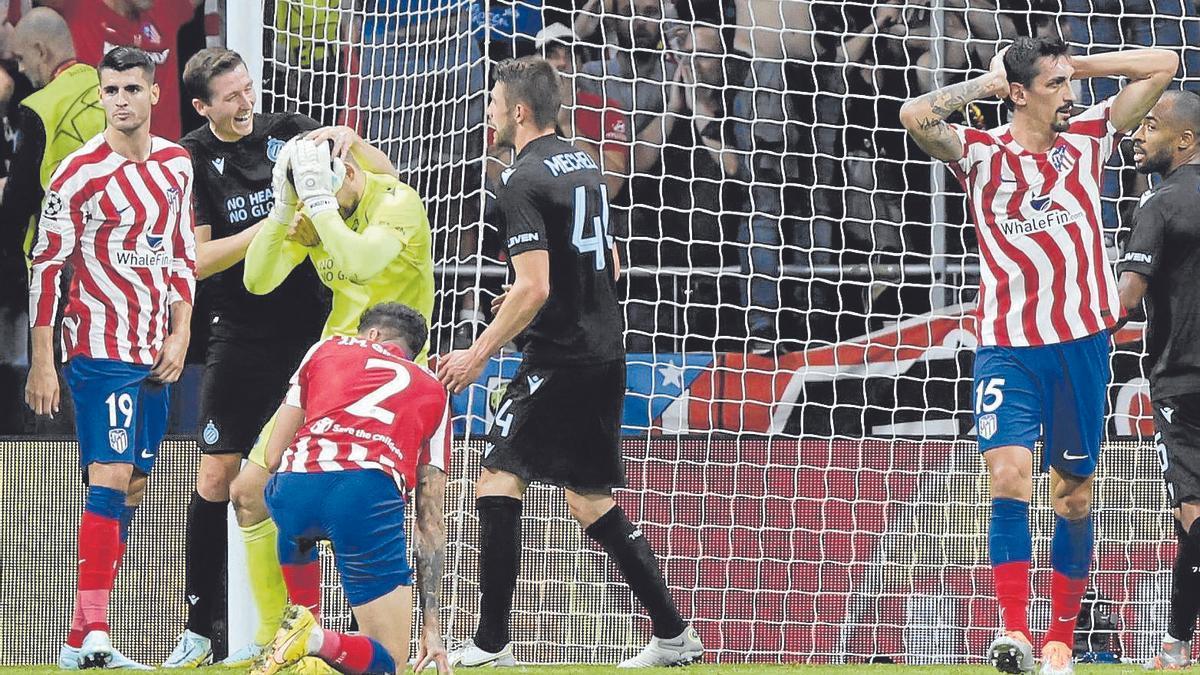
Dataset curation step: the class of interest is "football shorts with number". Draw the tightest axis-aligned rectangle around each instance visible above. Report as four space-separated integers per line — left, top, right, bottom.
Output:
64 356 170 475
972 330 1110 476
1152 392 1200 507
482 360 626 493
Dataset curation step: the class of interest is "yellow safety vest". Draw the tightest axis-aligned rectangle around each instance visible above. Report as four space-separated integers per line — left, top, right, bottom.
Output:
19 62 106 258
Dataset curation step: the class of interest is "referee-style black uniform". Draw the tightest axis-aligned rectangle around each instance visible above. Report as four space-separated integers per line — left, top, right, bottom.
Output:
483 134 626 492
1119 163 1200 506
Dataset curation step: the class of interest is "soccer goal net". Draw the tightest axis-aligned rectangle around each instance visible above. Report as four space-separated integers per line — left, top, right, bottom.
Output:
256 0 1194 665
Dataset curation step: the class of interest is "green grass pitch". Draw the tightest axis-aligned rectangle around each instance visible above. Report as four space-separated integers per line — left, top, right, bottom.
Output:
0 665 1162 674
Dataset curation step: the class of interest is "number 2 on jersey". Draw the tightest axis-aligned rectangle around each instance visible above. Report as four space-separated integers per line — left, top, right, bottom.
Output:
571 183 613 271
345 358 412 424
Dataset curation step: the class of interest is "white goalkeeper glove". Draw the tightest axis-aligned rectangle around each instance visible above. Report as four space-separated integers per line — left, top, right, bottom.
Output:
292 139 340 216
268 139 299 226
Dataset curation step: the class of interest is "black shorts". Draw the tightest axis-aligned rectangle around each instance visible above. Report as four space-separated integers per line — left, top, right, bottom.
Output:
482 360 626 493
198 336 311 455
1153 392 1200 507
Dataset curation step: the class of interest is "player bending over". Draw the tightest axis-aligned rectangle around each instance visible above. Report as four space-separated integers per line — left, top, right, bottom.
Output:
251 302 451 675
26 46 196 670
1116 90 1200 670
900 37 1176 675
438 56 702 668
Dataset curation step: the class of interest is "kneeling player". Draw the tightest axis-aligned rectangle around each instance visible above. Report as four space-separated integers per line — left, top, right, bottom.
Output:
251 303 451 675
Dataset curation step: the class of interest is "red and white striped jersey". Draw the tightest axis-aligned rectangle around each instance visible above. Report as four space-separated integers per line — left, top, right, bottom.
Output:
29 133 196 365
279 335 451 495
947 99 1123 347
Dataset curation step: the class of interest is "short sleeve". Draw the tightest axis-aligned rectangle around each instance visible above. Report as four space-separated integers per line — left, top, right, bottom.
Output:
498 170 548 256
284 339 325 408
181 141 217 227
1118 197 1167 279
1067 98 1123 161
944 122 991 176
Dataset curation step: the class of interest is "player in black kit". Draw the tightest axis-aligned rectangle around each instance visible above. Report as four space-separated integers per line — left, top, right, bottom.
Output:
437 56 703 668
1120 89 1200 671
166 47 398 667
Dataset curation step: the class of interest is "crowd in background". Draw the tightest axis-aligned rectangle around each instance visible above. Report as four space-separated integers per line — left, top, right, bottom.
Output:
2 0 1200 433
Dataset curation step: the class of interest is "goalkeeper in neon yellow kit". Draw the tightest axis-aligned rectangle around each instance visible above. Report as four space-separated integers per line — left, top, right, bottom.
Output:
226 137 435 660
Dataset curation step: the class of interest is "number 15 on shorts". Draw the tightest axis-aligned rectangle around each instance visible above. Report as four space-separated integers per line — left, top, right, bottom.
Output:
975 378 1004 440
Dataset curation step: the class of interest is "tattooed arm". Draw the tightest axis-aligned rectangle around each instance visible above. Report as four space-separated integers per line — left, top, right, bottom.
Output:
900 48 1010 162
413 463 452 673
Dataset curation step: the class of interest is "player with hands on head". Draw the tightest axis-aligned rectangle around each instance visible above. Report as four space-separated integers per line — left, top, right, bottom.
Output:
901 37 1177 675
249 302 452 675
27 45 196 671
243 134 434 348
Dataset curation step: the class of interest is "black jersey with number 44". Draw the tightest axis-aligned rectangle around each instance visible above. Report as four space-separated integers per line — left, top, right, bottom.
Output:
498 134 624 365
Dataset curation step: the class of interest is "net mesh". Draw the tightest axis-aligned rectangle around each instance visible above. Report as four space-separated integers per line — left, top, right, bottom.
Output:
256 0 1195 665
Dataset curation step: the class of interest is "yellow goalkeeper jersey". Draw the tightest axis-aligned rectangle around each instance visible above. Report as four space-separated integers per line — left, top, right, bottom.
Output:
244 171 434 363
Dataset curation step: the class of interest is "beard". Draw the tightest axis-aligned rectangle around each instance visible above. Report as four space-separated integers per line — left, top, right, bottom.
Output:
493 120 515 148
1051 118 1070 133
1136 148 1172 175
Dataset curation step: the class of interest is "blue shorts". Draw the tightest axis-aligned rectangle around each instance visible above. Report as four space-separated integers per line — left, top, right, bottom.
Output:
265 470 412 606
64 356 170 475
973 330 1110 476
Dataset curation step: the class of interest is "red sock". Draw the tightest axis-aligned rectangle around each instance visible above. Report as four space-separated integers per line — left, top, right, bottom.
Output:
282 561 322 620
1044 571 1088 647
66 594 85 648
77 510 121 635
317 629 374 673
993 561 1031 640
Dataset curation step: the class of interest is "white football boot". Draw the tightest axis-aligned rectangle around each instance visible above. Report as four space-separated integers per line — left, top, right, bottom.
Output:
618 625 704 668
988 631 1035 673
1039 640 1075 675
65 633 151 670
447 639 517 667
162 629 212 668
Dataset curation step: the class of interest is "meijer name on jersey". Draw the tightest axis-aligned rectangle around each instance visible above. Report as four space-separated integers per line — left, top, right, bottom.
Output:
542 150 599 177
997 208 1084 237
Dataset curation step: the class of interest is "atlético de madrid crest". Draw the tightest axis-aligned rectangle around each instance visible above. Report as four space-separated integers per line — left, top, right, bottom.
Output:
267 137 284 163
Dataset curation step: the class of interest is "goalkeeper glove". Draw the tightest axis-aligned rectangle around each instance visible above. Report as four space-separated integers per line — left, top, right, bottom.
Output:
292 139 342 217
268 139 299 226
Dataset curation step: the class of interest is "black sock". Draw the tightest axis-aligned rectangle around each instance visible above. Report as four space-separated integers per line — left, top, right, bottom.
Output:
585 506 686 639
1169 518 1200 641
474 496 522 653
184 491 229 639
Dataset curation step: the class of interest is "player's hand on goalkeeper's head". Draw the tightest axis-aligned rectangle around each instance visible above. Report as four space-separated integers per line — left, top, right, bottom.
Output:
292 138 340 216
304 125 360 161
268 138 300 225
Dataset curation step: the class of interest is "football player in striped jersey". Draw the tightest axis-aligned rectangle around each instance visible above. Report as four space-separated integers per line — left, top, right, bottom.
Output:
901 37 1177 675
